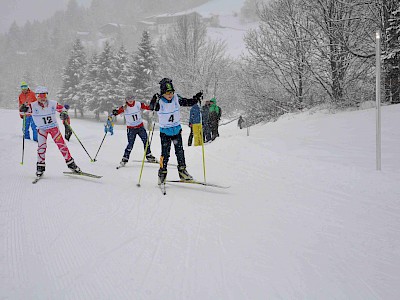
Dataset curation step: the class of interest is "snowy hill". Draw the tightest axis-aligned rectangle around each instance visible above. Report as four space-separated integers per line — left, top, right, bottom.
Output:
1 105 400 299
158 0 258 58
191 0 258 57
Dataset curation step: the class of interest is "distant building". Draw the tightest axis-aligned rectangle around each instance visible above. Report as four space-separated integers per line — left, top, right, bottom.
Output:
138 11 219 36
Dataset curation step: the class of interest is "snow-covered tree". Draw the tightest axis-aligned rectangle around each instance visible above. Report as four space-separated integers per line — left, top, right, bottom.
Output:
158 14 226 97
132 30 159 101
114 44 132 101
90 42 117 119
58 38 87 115
244 0 312 109
79 52 99 118
383 3 400 103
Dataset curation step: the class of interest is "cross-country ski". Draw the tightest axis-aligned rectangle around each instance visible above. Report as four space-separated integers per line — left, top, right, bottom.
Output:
63 171 102 179
165 179 229 189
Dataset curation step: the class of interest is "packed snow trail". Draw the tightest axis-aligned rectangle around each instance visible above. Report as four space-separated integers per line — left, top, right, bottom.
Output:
1 106 400 299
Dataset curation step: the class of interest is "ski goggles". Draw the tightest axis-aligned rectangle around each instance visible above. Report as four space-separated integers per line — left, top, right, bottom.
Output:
37 93 48 99
164 91 174 95
21 85 28 90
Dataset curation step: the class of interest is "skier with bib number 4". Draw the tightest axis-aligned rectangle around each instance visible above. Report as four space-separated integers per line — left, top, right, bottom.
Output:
112 90 157 167
19 86 81 178
150 78 202 185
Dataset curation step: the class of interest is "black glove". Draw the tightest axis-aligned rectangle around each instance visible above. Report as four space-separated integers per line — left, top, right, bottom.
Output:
193 92 203 103
20 103 29 112
112 109 119 116
150 94 160 111
60 111 68 121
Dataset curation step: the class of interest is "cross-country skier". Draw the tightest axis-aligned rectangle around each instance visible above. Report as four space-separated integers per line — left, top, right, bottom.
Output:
150 78 202 184
19 86 81 177
112 90 157 167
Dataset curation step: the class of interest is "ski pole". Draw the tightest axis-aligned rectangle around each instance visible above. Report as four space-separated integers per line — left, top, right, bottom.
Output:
66 121 94 162
137 110 156 187
93 132 107 162
199 94 206 183
21 114 26 165
93 115 113 162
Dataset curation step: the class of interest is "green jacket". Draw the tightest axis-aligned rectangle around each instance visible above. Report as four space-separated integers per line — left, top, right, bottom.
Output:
209 98 221 118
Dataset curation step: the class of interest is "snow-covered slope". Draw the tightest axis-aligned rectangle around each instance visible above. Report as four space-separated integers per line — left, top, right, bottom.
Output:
1 105 400 299
168 0 258 58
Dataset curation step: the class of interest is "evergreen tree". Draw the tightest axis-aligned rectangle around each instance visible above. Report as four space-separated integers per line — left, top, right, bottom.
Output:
58 38 87 116
91 41 117 119
132 30 158 101
114 44 132 101
79 52 100 118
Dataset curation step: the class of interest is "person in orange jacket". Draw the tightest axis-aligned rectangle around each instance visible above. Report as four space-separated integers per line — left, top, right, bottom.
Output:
18 81 38 141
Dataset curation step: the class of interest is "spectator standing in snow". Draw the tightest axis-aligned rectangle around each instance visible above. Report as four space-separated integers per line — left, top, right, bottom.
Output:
188 102 201 146
238 115 244 129
201 100 211 142
18 81 38 141
209 97 221 141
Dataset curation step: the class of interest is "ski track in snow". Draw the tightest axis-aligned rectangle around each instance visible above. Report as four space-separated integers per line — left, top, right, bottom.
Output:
1 106 400 299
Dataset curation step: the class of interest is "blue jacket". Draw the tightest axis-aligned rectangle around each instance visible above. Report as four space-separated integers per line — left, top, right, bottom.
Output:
189 103 201 125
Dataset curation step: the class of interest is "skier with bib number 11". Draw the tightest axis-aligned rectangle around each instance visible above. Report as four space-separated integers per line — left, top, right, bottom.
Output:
150 78 202 185
112 89 157 168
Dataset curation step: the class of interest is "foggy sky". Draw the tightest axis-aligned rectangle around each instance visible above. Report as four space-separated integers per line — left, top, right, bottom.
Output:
0 0 91 33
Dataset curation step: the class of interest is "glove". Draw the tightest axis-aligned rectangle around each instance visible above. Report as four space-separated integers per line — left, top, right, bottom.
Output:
60 111 68 120
194 91 203 100
112 109 119 116
64 104 70 110
20 103 29 112
150 94 160 111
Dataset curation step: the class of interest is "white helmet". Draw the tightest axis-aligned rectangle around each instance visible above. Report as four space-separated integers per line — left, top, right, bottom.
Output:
35 86 48 94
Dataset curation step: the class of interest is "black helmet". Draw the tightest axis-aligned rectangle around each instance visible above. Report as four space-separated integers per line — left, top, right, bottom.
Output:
159 78 174 95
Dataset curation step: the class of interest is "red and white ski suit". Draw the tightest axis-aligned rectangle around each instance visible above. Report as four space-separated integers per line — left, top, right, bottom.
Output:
29 100 72 164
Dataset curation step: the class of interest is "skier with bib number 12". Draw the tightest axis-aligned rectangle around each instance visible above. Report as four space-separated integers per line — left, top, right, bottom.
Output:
19 86 81 178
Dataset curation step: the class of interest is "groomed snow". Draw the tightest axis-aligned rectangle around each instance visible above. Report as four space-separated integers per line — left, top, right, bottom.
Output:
1 104 400 299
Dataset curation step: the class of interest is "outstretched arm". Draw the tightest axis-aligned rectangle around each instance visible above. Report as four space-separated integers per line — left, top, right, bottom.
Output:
178 91 202 107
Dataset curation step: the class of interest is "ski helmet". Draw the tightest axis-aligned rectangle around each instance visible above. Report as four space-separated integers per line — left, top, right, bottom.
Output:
35 86 48 94
124 89 135 101
159 78 174 95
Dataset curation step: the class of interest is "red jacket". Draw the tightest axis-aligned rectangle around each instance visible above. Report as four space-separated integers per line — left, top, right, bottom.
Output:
115 101 150 129
18 89 37 118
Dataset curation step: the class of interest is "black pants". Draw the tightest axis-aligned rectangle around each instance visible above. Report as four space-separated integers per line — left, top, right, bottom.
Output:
160 131 185 170
188 127 193 146
123 127 151 159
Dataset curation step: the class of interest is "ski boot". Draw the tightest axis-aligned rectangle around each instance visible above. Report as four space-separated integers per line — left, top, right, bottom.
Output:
146 153 157 163
119 157 129 167
158 168 167 185
66 158 81 173
36 162 45 177
178 166 193 181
